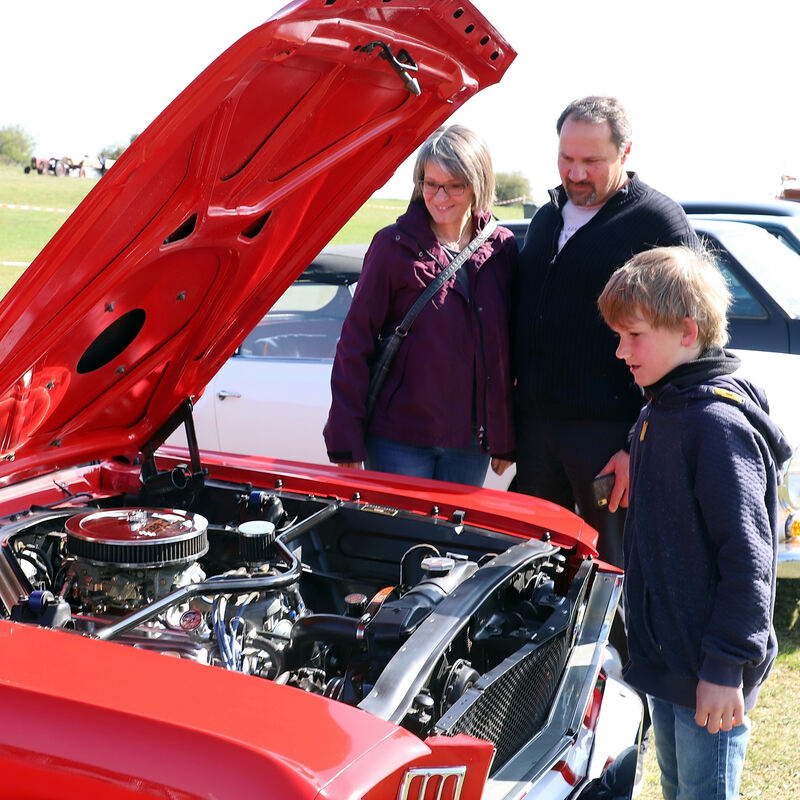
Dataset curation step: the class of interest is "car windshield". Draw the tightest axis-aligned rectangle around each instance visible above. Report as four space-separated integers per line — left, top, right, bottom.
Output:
238 282 351 360
697 225 800 319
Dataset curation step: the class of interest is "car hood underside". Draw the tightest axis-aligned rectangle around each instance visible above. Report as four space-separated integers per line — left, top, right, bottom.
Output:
0 0 514 485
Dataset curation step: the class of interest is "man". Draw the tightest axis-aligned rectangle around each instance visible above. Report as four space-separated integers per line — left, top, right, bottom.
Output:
514 96 697 569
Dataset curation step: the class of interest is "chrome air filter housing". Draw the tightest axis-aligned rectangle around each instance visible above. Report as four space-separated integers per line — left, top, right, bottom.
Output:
65 508 209 568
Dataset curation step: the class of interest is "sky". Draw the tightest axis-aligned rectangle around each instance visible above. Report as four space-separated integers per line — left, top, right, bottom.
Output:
3 0 799 204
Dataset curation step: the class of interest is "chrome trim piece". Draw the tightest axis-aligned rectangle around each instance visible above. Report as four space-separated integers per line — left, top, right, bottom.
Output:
398 766 465 800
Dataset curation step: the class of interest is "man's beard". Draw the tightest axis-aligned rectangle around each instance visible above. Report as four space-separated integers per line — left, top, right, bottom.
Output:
565 181 597 206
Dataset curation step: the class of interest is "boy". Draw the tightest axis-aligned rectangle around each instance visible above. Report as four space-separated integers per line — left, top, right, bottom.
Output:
597 246 792 800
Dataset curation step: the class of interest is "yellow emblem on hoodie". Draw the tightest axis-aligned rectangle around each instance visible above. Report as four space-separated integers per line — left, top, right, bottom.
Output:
712 387 745 404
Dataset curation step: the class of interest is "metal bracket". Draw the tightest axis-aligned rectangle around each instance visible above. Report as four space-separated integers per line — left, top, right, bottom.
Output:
360 40 421 96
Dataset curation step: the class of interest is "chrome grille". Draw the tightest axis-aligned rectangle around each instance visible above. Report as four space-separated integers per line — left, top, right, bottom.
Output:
435 632 569 773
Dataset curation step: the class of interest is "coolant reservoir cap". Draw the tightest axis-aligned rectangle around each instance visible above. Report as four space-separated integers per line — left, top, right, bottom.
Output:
420 555 455 577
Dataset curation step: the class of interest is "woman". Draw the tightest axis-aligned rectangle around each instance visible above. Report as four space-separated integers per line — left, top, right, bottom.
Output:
323 125 517 486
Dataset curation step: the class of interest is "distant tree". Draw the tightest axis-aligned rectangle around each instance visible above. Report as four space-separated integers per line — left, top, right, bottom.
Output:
495 171 531 204
0 124 36 166
100 142 127 161
100 133 139 162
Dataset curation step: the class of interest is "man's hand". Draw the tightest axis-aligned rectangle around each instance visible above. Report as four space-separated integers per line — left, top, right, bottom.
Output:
696 679 745 733
337 461 363 470
597 449 630 511
491 458 513 476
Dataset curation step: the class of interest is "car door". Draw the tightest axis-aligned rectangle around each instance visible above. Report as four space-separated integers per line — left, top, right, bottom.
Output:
215 280 354 463
209 355 337 465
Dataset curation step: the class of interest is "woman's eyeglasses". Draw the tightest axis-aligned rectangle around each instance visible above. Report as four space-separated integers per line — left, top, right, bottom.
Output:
419 179 468 197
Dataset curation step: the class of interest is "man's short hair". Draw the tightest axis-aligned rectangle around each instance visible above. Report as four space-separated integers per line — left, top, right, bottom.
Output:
598 246 731 350
411 124 496 212
557 96 632 154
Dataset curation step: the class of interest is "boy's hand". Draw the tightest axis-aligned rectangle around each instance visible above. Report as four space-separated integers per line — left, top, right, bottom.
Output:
695 679 745 733
596 450 630 511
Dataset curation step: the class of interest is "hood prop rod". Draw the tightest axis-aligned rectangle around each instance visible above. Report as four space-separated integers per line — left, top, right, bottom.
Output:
360 41 421 96
140 399 205 494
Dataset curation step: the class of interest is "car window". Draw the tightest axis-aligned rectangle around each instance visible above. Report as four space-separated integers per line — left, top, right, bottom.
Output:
717 263 767 319
660 233 768 319
699 229 800 319
238 282 351 360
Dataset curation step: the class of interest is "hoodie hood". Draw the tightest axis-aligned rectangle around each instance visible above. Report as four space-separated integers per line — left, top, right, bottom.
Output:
651 348 793 470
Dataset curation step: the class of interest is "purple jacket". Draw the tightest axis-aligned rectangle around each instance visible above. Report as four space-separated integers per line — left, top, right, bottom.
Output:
324 201 517 463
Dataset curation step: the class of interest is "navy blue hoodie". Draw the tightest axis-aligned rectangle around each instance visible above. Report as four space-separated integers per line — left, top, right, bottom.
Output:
622 348 793 711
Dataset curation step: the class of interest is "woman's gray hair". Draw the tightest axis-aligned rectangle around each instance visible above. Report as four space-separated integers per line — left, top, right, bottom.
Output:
556 96 632 154
410 125 496 212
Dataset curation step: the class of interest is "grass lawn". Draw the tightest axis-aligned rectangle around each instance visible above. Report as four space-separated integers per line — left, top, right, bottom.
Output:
1 162 797 797
0 164 522 277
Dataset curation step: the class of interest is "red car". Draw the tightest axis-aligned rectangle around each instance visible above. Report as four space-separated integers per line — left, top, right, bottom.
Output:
0 2 641 798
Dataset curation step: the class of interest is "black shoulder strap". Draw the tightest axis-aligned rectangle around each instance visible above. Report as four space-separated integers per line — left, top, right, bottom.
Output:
394 217 497 336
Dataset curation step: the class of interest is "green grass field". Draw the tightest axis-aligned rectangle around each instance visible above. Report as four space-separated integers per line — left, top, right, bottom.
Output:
0 164 522 289
1 162 798 798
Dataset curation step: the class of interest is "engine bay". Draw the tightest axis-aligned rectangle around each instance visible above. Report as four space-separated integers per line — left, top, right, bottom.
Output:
0 470 592 752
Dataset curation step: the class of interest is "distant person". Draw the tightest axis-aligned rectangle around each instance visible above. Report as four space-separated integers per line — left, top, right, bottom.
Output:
514 96 697 568
598 245 791 800
323 125 517 485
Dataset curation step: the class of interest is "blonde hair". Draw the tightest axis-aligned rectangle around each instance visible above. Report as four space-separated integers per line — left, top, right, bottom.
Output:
598 246 731 349
410 125 496 213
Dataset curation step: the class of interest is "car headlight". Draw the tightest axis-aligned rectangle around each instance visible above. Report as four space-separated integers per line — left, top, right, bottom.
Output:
778 449 800 541
779 449 800 510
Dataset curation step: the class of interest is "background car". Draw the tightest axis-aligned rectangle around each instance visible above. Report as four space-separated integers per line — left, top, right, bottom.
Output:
185 244 366 466
679 198 800 217
171 218 800 575
687 213 800 257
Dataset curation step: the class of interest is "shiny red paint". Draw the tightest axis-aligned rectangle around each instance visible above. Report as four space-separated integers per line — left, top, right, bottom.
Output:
0 0 515 486
156 446 603 561
359 736 495 800
0 619 430 799
0 613 496 799
0 448 602 560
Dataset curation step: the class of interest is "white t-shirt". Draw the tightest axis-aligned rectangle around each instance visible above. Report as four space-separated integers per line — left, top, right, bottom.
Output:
558 200 601 252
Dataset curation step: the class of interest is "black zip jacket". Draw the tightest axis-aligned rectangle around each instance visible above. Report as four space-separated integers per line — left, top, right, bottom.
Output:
515 173 698 422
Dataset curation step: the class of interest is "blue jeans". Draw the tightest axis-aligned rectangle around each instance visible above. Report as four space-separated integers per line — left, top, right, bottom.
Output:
365 435 490 486
649 697 750 800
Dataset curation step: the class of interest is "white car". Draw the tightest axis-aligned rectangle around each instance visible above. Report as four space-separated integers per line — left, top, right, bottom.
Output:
167 242 515 490
168 219 800 575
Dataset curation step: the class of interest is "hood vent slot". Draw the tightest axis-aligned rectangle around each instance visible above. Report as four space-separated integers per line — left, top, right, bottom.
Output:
241 210 272 240
163 214 198 245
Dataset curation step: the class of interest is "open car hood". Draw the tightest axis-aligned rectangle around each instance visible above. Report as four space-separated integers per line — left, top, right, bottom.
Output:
0 0 514 484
